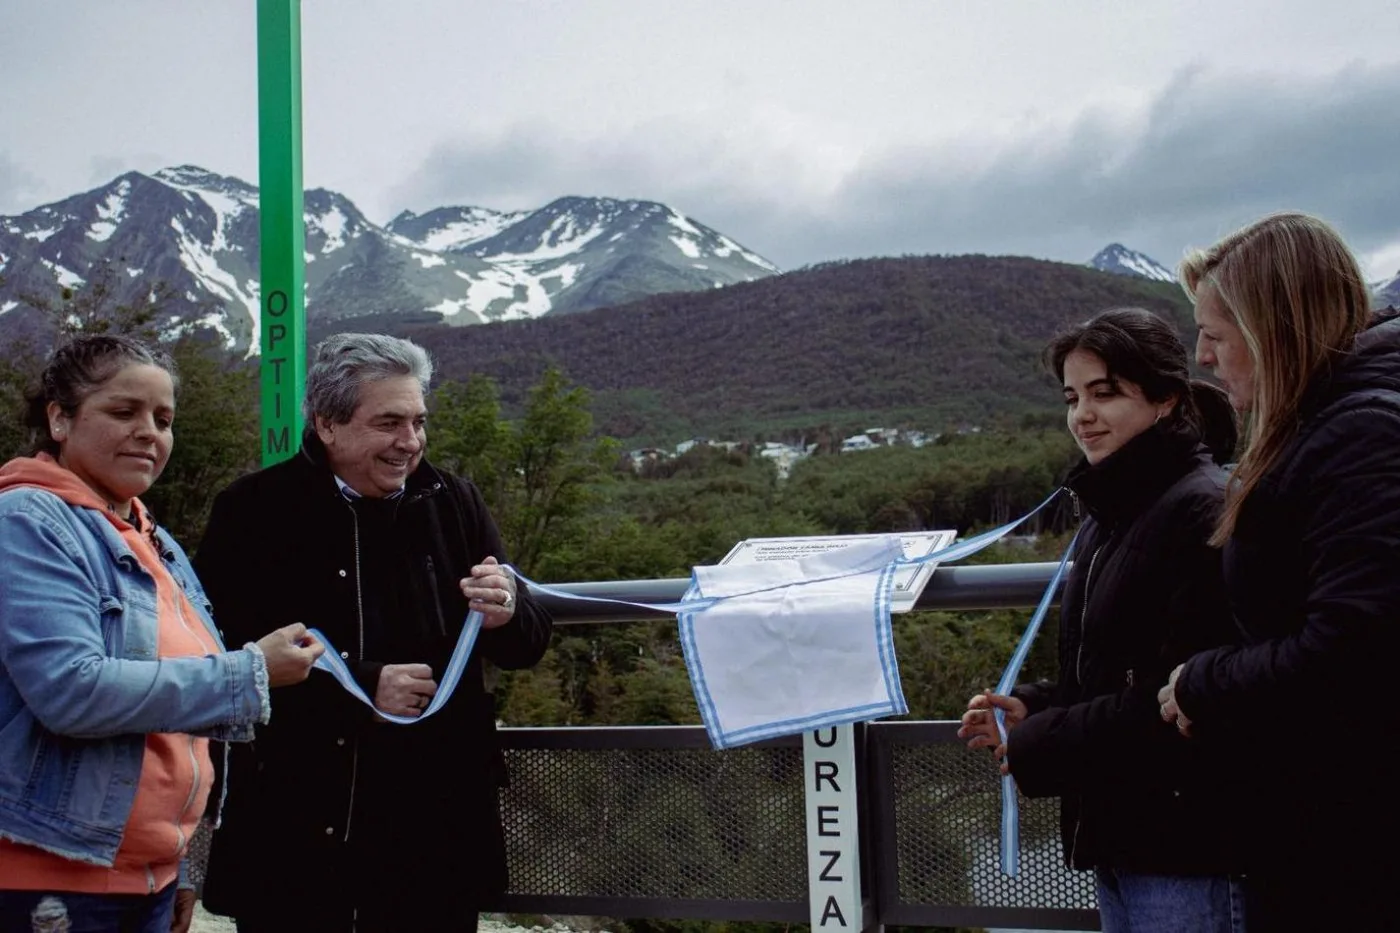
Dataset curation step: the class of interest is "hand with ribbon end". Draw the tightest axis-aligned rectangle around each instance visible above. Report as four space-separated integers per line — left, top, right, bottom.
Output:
255 623 326 687
373 663 438 718
460 555 518 630
1157 663 1194 738
958 691 1028 775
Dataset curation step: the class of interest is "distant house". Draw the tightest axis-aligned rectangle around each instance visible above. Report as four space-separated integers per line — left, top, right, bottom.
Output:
627 447 668 471
757 442 811 480
841 434 877 452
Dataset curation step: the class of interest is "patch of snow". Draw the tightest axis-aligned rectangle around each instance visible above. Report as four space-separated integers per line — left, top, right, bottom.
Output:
488 212 607 263
668 211 704 238
461 267 522 310
170 220 258 351
692 262 709 270
427 297 473 318
0 300 18 315
714 234 779 272
313 206 348 253
536 262 583 294
40 258 85 288
127 267 144 278
668 235 701 259
88 186 129 242
304 251 315 264
413 252 446 268
24 227 59 242
1119 252 1174 282
161 309 234 348
408 210 527 251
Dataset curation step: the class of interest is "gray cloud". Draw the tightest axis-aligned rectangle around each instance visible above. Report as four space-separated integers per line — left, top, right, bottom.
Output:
0 152 43 216
388 62 1400 276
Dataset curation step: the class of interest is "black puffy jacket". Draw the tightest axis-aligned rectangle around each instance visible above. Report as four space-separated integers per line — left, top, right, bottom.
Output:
1008 423 1245 874
1175 315 1400 925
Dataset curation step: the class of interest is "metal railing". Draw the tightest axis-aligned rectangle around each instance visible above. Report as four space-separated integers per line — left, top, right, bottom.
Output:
532 561 1067 623
489 562 1097 931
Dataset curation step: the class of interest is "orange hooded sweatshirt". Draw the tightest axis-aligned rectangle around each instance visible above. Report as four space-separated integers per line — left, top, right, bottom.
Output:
0 454 216 894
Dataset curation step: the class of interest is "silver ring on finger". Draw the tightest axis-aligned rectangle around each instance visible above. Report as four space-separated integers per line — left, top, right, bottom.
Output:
501 590 514 610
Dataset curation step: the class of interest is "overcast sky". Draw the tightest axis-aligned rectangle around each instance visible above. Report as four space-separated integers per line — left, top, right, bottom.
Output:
2 1 1398 279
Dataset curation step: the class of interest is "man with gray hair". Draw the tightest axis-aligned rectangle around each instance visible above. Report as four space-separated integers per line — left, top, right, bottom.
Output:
194 333 553 932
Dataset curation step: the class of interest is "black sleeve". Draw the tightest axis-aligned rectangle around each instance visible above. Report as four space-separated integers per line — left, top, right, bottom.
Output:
1178 407 1400 725
450 476 553 670
1011 680 1056 717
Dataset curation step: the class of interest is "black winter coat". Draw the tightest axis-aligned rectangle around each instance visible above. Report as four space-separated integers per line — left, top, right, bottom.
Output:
1008 423 1244 874
1176 315 1400 926
196 435 552 920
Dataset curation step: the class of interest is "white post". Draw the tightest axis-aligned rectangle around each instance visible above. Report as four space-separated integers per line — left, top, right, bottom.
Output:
804 725 863 930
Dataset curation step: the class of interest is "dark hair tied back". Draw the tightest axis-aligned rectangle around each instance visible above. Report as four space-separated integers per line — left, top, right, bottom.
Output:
22 335 178 456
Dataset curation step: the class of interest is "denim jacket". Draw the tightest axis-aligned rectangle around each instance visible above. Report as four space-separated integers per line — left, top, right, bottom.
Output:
0 487 263 867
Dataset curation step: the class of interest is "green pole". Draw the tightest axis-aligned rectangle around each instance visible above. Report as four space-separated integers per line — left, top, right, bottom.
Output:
256 0 306 466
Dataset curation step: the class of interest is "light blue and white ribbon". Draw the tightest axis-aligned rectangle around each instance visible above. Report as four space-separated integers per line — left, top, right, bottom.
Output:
991 528 1078 876
307 613 484 724
304 492 1068 761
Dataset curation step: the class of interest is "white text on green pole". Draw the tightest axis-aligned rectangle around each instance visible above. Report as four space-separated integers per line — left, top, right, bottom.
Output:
257 0 305 465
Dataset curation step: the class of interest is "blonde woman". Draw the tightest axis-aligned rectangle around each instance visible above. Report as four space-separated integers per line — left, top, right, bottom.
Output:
1157 212 1400 931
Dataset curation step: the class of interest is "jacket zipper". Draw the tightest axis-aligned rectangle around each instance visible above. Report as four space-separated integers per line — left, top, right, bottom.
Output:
425 554 448 637
171 586 207 866
344 503 365 844
141 557 217 890
1074 545 1103 688
1067 512 1104 868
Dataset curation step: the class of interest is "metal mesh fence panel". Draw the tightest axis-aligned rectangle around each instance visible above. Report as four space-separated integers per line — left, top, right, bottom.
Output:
501 742 808 902
888 738 1096 912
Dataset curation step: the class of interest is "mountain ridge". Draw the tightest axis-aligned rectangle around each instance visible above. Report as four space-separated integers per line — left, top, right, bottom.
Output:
0 166 780 351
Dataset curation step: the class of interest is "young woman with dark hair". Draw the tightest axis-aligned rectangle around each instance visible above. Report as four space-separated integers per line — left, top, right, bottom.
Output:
959 307 1246 932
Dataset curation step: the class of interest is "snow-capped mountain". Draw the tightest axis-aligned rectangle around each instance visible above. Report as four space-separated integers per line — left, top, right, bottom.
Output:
390 195 780 317
0 166 780 353
1374 270 1400 308
386 205 530 252
1088 243 1176 283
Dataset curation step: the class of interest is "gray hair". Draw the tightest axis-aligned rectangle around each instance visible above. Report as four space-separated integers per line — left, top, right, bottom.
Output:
303 333 434 425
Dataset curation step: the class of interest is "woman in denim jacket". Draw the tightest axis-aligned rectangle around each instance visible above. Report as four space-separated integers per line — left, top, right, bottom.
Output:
0 336 323 933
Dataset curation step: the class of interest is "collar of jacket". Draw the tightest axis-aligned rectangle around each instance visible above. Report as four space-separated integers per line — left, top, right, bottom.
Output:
1064 422 1207 526
295 429 448 506
1294 309 1400 425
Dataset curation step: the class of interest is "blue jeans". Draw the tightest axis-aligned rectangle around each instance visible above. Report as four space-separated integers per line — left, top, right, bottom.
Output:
0 886 175 933
1095 869 1246 933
